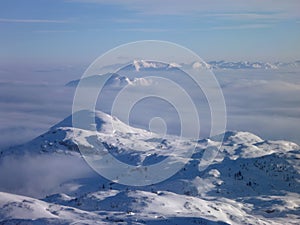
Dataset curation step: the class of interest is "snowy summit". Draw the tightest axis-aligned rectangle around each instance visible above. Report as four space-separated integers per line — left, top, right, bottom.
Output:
0 110 299 224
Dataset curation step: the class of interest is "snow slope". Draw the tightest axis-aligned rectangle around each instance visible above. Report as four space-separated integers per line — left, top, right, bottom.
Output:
0 110 299 224
127 60 300 71
129 60 181 72
192 60 300 70
65 72 152 88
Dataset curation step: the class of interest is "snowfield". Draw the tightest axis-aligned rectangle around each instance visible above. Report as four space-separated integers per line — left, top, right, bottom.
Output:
0 110 299 224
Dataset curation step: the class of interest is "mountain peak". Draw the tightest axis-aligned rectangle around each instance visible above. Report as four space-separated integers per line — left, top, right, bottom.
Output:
132 60 181 72
65 73 130 88
3 110 299 166
51 110 109 131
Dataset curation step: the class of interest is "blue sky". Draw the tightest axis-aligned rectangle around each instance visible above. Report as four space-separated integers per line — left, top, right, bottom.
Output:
0 0 300 64
1 0 300 148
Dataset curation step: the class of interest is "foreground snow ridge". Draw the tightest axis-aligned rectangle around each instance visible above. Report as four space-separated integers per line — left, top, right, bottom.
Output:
0 110 299 225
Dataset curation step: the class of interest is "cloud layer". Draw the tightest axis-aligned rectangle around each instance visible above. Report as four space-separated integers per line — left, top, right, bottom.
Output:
0 154 94 198
0 63 300 151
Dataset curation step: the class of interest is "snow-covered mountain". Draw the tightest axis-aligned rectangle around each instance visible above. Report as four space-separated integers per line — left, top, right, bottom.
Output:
64 60 300 89
123 60 181 72
65 73 152 88
191 60 300 70
0 110 299 224
207 61 279 70
126 59 300 71
124 60 300 71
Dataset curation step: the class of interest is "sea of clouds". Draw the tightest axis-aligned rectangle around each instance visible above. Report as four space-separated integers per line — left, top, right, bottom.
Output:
0 63 300 150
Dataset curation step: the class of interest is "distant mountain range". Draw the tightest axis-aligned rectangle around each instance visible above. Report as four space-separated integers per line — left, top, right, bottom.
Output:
204 60 300 70
65 72 152 88
128 59 300 71
65 59 300 89
0 110 299 224
128 59 300 70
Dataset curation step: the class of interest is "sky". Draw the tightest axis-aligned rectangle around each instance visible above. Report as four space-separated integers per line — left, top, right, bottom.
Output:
0 0 300 65
0 1 300 148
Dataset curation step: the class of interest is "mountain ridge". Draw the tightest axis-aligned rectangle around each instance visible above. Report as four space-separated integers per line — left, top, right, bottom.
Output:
0 110 299 224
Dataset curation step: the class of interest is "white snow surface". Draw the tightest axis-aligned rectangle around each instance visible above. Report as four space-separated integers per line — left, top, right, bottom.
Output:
65 72 153 88
0 110 299 224
132 60 181 72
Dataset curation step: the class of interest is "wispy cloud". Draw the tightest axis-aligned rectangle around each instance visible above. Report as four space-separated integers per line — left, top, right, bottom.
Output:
210 12 281 21
211 24 271 30
68 0 300 20
112 18 142 23
34 30 76 33
0 18 68 23
117 28 172 32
